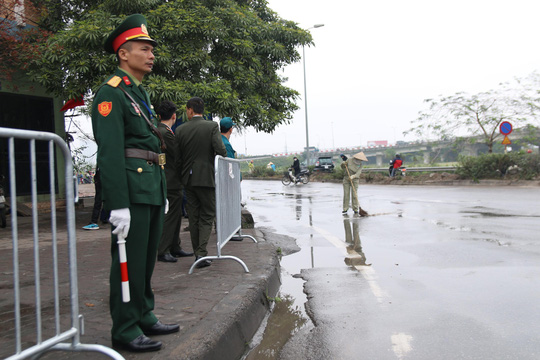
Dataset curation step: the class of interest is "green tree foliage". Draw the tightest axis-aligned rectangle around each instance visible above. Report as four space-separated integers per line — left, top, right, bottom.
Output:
23 0 312 132
406 75 540 153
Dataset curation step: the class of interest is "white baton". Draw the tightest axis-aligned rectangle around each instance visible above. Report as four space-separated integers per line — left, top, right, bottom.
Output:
117 234 130 303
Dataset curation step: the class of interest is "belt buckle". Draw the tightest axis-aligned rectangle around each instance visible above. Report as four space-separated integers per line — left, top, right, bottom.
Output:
158 153 166 166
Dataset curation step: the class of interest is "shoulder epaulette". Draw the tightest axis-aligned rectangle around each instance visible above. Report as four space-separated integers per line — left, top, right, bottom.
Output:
106 76 122 88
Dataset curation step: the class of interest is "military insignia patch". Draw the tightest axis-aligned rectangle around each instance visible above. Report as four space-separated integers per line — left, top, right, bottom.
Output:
123 76 131 86
141 24 148 35
98 102 113 117
107 76 122 88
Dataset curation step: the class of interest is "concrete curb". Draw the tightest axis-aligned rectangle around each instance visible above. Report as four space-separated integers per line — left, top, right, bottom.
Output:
167 239 281 360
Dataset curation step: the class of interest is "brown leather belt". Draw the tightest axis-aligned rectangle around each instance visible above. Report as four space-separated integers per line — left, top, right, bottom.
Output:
125 148 166 166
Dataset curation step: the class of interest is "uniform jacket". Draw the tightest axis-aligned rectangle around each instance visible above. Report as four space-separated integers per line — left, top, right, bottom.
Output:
158 122 182 192
175 116 227 187
341 158 363 183
221 134 236 159
91 68 166 210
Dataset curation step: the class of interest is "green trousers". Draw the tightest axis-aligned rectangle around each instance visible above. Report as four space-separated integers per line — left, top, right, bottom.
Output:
109 203 164 343
185 185 216 257
158 189 183 256
342 178 359 212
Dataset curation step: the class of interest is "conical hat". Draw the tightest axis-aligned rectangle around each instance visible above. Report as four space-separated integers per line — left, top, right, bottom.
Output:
353 152 368 161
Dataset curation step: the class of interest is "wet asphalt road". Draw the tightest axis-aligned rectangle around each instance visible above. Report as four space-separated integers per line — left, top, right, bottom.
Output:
242 180 540 360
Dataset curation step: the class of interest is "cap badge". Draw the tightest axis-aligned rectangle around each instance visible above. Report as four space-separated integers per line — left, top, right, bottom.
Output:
141 24 148 35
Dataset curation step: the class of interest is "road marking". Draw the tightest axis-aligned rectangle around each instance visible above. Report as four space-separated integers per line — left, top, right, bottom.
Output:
391 333 413 359
311 225 388 302
305 225 411 358
353 265 388 303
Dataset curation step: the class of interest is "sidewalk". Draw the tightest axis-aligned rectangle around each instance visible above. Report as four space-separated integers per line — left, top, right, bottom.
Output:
0 185 280 360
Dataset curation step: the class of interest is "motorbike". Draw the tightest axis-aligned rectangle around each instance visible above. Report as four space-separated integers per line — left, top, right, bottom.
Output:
282 168 310 185
388 160 406 177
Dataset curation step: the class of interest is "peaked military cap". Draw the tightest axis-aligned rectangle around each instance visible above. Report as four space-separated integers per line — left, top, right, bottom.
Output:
104 14 158 54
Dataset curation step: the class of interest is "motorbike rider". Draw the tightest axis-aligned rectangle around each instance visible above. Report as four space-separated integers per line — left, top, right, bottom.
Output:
389 154 403 177
291 156 301 183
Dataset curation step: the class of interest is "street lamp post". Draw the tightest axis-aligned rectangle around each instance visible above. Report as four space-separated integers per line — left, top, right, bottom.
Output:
303 24 324 169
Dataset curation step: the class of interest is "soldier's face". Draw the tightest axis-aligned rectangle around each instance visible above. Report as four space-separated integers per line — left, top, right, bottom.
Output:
119 41 155 80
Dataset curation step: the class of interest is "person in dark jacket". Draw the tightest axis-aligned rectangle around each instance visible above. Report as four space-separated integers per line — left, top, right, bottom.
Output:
175 97 227 268
156 100 193 263
292 156 301 182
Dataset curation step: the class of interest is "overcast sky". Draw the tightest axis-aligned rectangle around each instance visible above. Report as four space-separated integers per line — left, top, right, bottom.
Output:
230 0 540 156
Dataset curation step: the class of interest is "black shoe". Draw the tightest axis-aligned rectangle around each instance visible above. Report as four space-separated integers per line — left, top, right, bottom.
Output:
157 253 177 263
112 334 162 352
195 255 211 268
143 321 180 336
171 249 194 257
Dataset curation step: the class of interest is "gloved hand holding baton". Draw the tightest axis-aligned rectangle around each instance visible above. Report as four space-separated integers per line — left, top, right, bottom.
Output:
110 208 131 302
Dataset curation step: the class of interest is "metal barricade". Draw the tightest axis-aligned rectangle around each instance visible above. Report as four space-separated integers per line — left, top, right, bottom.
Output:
0 127 123 360
189 156 257 274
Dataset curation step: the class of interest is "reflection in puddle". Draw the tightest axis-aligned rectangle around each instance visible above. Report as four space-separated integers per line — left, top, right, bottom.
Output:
343 218 370 267
244 294 309 360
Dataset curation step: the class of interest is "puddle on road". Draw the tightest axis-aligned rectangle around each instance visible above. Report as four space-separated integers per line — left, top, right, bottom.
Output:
461 206 540 218
244 294 309 360
243 219 364 359
242 187 368 359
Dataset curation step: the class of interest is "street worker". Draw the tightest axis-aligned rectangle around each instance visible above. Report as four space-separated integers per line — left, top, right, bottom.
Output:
341 152 368 216
390 154 403 177
175 97 227 268
92 14 179 353
220 117 236 159
156 100 194 263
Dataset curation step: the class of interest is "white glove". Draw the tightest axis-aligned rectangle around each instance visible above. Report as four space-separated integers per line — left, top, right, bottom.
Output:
165 199 169 214
110 208 131 238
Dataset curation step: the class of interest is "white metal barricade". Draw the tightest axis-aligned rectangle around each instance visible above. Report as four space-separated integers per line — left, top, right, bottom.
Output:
189 156 257 274
0 127 123 360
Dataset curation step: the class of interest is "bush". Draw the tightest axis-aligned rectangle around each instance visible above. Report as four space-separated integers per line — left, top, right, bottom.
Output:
456 153 540 180
249 165 278 177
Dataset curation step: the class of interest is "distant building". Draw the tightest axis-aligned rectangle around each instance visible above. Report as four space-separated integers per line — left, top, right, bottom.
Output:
367 140 388 147
1 1 68 202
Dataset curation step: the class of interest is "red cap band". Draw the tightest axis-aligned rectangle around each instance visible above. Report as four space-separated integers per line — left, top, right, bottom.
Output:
112 27 150 53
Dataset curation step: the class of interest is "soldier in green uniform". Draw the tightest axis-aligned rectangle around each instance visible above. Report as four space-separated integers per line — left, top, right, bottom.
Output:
91 14 179 352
